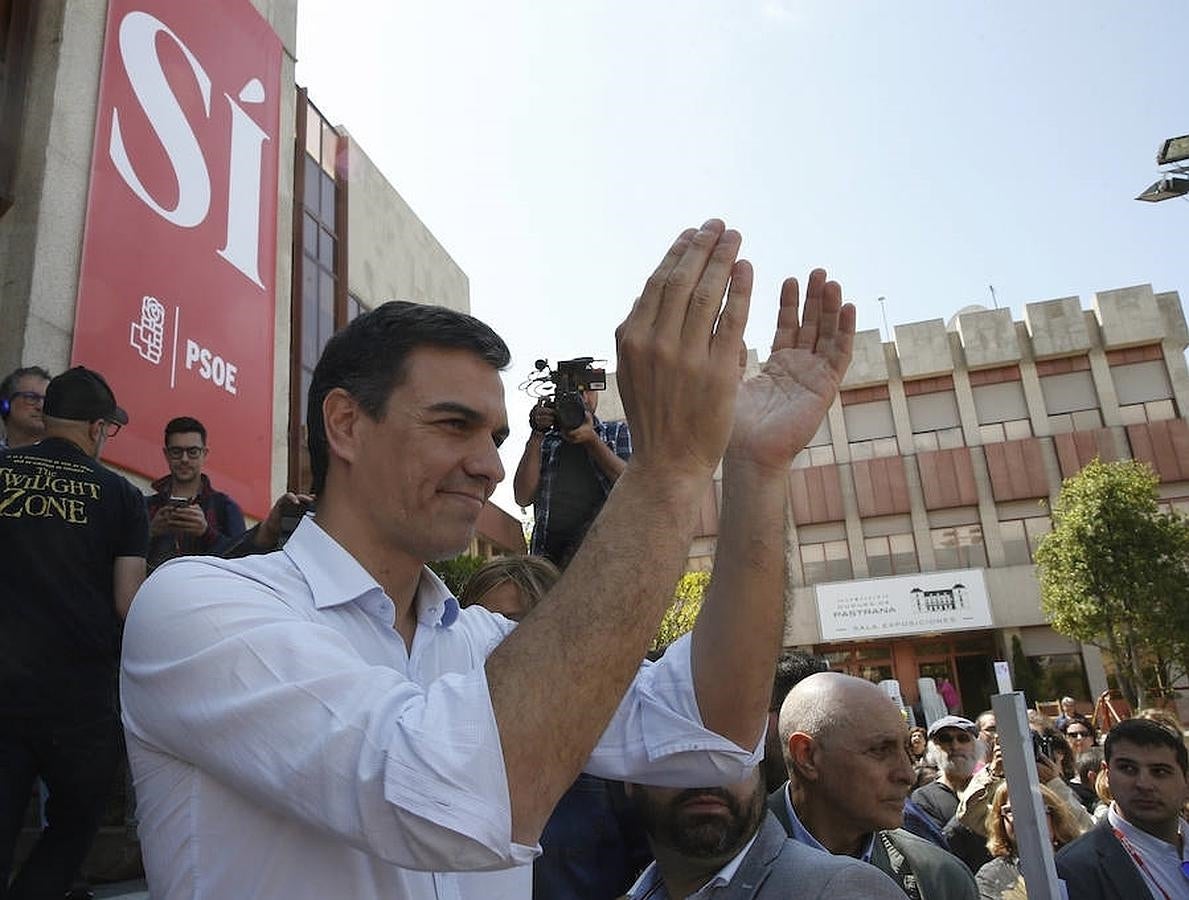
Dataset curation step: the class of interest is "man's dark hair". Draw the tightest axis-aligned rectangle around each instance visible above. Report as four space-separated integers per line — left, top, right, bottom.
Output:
1075 747 1104 785
164 416 207 445
770 650 829 712
307 301 510 494
1 365 51 419
1104 717 1188 774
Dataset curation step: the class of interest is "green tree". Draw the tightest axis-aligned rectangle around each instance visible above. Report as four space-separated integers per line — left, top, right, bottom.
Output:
428 553 487 596
652 571 711 651
1035 459 1189 708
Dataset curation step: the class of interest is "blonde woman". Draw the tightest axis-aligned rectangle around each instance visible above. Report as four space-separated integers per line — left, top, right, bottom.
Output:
975 782 1084 899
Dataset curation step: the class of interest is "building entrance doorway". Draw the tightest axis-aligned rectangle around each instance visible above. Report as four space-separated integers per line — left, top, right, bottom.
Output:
814 631 998 717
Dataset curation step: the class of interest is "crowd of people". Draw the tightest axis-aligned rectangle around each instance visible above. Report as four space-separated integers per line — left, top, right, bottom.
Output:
1 220 1186 899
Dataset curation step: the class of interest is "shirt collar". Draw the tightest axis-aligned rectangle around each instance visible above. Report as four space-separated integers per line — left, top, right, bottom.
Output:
784 783 876 863
625 831 760 900
283 517 460 628
1108 802 1189 859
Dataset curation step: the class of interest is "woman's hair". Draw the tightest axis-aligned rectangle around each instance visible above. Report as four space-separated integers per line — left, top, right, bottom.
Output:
1135 707 1184 735
985 781 1083 857
1045 729 1076 781
459 555 560 613
1095 768 1113 805
909 726 927 758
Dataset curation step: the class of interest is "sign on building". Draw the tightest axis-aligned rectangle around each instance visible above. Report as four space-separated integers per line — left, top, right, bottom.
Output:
73 0 283 517
815 568 994 641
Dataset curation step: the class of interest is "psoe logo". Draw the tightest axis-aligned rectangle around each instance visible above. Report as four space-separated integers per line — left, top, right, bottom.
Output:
130 295 166 364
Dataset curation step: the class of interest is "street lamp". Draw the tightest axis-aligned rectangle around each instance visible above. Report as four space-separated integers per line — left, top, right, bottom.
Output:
1135 132 1189 203
1135 175 1189 203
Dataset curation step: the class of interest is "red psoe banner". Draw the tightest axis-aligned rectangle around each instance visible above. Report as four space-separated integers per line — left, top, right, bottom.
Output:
73 0 283 518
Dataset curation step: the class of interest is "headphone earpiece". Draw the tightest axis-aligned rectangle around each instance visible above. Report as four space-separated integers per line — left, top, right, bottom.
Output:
0 397 9 418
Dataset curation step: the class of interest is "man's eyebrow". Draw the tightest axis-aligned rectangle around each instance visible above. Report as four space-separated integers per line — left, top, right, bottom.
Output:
426 401 510 441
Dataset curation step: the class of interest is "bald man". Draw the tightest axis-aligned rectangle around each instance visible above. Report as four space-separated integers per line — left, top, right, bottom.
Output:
769 673 977 899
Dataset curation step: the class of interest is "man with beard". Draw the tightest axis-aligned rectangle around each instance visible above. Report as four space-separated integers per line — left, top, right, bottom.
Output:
771 673 977 898
624 767 902 898
910 716 982 832
145 416 246 571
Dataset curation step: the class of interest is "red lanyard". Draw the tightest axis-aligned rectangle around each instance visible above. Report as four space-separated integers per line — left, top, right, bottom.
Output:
1111 826 1185 900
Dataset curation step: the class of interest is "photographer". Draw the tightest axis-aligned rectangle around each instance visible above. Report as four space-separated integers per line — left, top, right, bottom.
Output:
514 383 631 567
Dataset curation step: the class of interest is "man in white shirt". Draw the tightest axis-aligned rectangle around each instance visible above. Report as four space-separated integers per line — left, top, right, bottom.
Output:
121 220 858 898
624 766 902 898
1057 717 1189 900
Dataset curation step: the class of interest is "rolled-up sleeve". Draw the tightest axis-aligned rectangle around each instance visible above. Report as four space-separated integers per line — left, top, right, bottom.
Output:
582 632 764 786
120 560 534 872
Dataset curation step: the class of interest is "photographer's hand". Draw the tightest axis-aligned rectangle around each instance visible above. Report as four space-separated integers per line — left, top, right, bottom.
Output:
514 404 553 507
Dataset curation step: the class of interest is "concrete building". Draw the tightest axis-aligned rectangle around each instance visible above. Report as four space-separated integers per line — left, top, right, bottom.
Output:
0 0 524 556
687 286 1189 715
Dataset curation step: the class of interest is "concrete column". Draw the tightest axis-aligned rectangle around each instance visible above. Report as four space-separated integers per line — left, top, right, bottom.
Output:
1162 339 1189 419
969 445 1007 566
1087 314 1122 427
837 462 869 578
950 335 983 447
885 351 915 455
1017 323 1052 437
903 455 937 570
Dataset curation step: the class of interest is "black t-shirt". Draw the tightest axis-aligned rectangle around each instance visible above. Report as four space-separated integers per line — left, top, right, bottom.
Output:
547 440 604 540
0 437 148 717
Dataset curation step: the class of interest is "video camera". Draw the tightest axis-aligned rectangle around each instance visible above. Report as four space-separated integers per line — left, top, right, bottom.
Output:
524 357 607 432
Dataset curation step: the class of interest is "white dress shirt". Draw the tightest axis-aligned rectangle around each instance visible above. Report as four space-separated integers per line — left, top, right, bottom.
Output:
121 517 761 899
1107 803 1189 900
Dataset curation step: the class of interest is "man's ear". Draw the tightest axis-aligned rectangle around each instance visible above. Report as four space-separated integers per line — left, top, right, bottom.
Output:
322 388 364 472
786 732 821 782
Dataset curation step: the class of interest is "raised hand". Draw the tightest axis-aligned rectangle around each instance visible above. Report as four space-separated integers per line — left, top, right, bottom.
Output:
727 269 855 473
615 220 752 478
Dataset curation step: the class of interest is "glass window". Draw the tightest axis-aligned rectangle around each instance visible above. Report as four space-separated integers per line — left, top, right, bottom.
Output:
318 226 335 268
320 171 336 224
801 540 852 585
1001 520 1028 565
865 534 919 576
931 524 987 569
1027 653 1089 703
303 157 320 215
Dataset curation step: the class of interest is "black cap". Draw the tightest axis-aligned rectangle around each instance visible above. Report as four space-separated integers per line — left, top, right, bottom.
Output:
43 366 129 425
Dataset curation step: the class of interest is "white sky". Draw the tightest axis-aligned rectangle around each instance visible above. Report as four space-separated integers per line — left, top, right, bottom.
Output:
295 1 1189 521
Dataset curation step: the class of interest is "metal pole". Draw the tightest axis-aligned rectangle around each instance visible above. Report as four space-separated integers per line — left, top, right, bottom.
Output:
990 692 1067 900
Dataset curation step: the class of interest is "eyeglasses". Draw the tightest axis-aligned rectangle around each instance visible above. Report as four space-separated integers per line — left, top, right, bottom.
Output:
165 446 206 459
1001 806 1054 820
10 391 44 405
933 731 975 745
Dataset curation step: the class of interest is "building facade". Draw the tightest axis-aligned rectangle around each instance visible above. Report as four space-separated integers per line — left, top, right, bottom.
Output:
0 0 524 555
689 287 1189 715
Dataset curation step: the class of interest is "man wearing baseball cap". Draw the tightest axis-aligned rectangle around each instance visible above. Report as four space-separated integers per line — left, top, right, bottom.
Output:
0 365 147 897
910 716 983 832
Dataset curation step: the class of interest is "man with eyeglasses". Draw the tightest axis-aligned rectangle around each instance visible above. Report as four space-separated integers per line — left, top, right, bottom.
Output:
910 716 983 832
0 365 51 451
145 416 246 571
0 366 147 897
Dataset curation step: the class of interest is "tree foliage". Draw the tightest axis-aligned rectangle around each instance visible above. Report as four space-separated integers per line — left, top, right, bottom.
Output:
428 553 487 595
1035 459 1189 707
652 571 711 651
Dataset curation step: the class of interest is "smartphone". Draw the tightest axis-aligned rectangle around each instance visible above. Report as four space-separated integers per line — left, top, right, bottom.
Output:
167 496 193 508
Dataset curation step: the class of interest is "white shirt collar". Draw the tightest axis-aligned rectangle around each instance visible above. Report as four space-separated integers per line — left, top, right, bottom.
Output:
626 831 760 899
283 516 460 628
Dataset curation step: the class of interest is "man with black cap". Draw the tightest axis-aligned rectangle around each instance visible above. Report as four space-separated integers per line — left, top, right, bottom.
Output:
0 365 148 898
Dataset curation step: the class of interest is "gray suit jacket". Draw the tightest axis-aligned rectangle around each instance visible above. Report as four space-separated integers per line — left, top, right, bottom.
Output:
765 783 978 900
1055 822 1155 900
696 812 904 898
